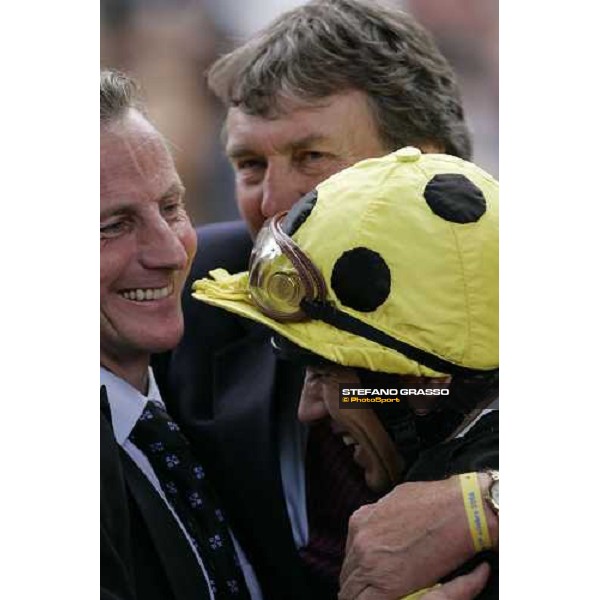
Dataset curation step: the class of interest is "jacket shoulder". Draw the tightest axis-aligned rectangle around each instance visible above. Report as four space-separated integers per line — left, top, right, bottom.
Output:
406 411 499 481
190 221 253 280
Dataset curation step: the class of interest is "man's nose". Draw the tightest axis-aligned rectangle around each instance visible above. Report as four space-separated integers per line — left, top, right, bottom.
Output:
297 389 329 424
261 166 306 219
139 218 188 271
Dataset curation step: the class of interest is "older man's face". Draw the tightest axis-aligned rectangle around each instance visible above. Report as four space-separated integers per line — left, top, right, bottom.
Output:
226 90 389 237
100 110 196 369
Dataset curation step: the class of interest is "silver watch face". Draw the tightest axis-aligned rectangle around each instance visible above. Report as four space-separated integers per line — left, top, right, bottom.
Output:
490 479 499 506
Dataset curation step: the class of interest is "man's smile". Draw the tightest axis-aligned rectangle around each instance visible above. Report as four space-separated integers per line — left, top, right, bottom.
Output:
118 283 174 302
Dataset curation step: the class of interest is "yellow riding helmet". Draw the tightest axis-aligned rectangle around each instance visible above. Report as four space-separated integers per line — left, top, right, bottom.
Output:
192 147 498 377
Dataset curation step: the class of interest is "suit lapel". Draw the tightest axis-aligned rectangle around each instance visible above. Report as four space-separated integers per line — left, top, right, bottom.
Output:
121 451 211 600
212 332 311 598
101 408 137 600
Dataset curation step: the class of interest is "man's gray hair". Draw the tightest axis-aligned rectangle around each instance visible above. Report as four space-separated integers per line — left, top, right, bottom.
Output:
100 69 143 125
208 0 472 159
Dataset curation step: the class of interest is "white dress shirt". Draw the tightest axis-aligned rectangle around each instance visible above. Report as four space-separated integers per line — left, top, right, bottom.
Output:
277 390 309 549
101 366 263 600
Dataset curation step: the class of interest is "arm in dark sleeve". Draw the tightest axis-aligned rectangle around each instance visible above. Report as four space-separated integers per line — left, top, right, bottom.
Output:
406 411 498 481
405 412 499 600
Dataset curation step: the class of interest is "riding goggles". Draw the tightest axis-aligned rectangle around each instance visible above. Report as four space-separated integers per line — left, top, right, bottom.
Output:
248 212 327 321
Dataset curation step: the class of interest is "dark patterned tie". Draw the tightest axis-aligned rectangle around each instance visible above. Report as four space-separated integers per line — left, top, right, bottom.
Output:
130 399 251 600
299 422 378 595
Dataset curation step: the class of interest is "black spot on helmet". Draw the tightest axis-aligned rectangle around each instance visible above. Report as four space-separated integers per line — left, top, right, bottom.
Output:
423 174 486 223
331 247 391 312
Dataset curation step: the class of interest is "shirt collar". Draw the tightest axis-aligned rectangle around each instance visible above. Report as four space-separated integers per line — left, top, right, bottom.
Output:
100 366 164 445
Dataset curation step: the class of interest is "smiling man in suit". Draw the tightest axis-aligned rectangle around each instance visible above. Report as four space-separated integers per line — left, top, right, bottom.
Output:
100 69 262 600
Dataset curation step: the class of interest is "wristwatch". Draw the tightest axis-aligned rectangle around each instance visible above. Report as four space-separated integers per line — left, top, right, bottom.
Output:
484 469 499 514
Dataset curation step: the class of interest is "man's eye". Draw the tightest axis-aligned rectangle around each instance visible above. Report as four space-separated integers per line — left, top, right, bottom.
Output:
235 158 266 172
232 158 266 185
162 201 184 219
100 220 129 238
305 151 324 161
296 151 327 167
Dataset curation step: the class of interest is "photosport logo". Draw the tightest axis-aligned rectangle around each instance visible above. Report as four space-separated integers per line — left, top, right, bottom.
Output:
338 385 450 408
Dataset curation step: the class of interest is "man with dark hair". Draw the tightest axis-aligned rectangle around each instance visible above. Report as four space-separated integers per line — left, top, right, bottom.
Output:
158 1 498 599
100 69 262 600
209 0 471 160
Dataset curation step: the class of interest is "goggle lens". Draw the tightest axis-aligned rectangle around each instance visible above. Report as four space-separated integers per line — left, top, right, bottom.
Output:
248 217 308 320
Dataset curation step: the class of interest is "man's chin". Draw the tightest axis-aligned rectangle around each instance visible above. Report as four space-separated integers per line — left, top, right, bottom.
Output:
118 321 185 357
145 327 185 355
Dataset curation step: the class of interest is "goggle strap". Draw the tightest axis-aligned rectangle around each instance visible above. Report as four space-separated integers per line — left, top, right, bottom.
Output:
301 299 498 378
272 214 327 301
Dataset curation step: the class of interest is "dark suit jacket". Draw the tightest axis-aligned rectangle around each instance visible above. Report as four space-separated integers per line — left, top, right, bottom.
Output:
101 393 211 600
154 222 314 600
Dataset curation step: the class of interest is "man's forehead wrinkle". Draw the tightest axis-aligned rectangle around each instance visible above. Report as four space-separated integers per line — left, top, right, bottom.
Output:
125 137 175 199
101 177 182 214
101 133 180 212
122 134 163 180
226 94 374 154
270 91 336 115
227 124 330 158
289 133 328 151
100 180 182 221
101 178 183 217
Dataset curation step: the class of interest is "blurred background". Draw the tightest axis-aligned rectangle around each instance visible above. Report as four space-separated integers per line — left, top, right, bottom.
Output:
101 0 498 227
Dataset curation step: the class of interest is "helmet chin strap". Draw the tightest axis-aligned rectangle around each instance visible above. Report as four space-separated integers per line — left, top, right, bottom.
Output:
302 298 499 379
